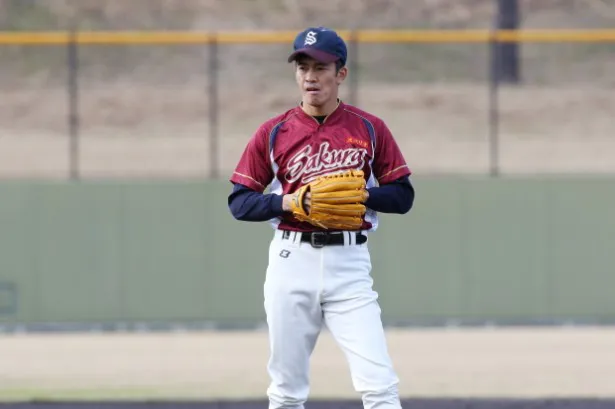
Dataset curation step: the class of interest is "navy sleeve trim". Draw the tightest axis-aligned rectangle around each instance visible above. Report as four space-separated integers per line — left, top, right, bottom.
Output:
364 177 414 214
228 183 286 222
360 117 376 150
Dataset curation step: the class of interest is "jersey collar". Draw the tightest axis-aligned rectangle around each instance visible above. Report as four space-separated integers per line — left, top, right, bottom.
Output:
295 99 345 127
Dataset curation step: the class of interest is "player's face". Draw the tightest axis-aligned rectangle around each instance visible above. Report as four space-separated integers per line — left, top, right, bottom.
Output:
295 57 347 113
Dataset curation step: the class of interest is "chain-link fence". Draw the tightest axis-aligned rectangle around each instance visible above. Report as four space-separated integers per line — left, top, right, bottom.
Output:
1 0 614 179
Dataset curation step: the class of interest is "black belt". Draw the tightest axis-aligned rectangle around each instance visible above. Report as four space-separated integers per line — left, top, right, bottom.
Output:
282 230 367 248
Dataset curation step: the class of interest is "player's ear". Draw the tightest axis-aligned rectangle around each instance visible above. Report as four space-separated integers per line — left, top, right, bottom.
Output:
336 66 348 84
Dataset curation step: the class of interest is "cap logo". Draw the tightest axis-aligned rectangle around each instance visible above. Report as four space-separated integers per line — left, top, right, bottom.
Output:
304 31 317 46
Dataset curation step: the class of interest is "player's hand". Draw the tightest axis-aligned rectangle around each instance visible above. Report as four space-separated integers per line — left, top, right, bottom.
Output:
282 194 294 212
283 191 312 213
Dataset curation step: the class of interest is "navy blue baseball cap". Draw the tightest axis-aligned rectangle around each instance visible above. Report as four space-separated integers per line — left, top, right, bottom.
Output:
287 27 347 66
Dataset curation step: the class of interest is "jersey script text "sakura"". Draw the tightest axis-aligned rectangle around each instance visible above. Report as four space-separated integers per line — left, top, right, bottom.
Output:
284 142 368 183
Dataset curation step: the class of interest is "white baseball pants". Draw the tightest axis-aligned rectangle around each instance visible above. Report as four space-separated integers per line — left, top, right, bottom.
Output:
263 229 402 409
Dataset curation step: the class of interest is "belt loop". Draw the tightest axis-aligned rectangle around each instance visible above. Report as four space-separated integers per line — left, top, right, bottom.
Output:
359 230 367 245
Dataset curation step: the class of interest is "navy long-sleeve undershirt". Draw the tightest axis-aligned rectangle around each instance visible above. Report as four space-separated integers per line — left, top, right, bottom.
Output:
228 177 414 222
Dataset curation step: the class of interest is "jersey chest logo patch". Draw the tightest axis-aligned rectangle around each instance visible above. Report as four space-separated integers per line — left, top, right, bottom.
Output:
346 137 369 149
284 141 368 184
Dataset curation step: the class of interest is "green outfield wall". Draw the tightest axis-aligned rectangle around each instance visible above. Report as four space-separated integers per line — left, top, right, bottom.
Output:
0 176 614 328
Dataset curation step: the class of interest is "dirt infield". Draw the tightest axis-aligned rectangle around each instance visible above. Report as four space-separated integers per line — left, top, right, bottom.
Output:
4 400 615 409
1 327 615 401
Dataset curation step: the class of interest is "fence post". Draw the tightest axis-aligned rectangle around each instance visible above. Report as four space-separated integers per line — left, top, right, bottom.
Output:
67 25 80 180
208 33 219 179
488 25 500 177
495 0 520 84
348 29 359 106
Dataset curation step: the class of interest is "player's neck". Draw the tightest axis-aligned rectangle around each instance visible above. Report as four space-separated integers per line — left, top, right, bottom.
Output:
300 98 339 118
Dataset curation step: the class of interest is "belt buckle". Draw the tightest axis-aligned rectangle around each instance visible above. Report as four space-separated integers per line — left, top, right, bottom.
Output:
310 232 327 248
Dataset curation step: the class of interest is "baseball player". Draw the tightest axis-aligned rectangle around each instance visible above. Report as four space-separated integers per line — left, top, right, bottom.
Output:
228 27 414 409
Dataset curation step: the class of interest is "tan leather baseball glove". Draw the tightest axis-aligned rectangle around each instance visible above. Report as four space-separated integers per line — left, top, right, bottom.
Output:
290 169 368 231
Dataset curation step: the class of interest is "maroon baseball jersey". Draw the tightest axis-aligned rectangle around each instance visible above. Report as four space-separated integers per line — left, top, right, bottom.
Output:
230 101 411 232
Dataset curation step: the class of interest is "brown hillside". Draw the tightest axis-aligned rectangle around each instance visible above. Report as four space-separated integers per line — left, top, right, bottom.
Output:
1 0 614 30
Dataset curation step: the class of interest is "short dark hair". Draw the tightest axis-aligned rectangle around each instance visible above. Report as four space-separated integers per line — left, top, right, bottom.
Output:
294 56 345 73
335 60 344 73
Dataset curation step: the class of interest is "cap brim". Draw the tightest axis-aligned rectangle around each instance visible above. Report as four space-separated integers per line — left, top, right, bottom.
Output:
287 48 339 64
